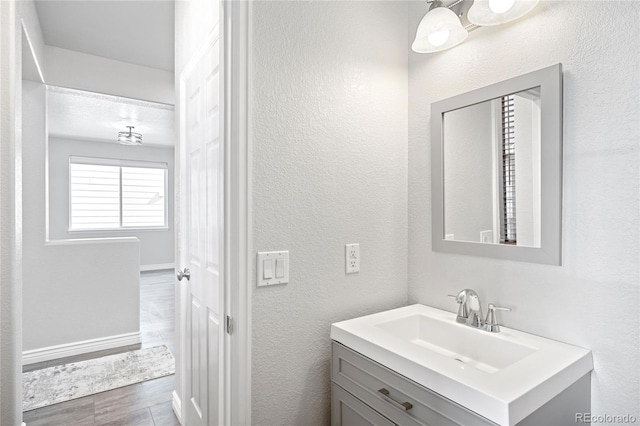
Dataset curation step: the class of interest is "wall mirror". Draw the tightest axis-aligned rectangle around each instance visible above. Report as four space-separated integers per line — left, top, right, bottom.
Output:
431 64 562 265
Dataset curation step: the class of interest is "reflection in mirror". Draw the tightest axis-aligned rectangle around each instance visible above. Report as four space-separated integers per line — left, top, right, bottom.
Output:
431 63 562 265
443 88 541 247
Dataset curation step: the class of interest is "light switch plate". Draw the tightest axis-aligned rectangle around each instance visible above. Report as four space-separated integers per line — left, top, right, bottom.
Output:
257 251 289 287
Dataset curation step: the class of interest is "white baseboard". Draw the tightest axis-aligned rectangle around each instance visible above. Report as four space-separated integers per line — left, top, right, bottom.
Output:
172 390 182 424
22 331 142 365
140 263 175 272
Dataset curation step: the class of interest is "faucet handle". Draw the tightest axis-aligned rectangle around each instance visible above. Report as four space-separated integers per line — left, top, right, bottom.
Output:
484 303 511 333
448 294 468 323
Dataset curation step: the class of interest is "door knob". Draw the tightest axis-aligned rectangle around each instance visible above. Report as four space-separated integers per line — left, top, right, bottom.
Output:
177 267 191 282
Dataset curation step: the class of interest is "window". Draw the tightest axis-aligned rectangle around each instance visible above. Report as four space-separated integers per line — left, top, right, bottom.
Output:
69 157 168 230
500 94 517 244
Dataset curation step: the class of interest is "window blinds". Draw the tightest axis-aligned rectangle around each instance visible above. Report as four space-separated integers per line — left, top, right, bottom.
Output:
121 167 166 227
501 95 517 244
69 158 167 230
70 163 121 230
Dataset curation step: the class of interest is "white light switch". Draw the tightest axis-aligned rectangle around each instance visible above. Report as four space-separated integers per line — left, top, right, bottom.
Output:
275 258 284 278
257 251 289 287
263 259 273 279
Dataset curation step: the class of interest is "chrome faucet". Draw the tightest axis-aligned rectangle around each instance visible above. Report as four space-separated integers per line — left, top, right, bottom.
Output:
448 289 511 333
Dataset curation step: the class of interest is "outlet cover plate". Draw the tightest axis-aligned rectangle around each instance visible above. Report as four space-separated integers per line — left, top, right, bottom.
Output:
345 243 360 274
480 230 493 244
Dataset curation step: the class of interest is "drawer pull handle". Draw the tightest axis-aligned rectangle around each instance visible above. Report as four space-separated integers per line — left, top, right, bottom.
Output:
378 388 413 411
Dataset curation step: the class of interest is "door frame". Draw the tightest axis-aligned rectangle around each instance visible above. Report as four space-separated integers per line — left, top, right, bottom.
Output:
224 0 251 424
1 6 48 423
175 1 251 424
1 2 23 424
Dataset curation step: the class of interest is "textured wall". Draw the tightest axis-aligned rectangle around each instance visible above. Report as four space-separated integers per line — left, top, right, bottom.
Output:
408 0 639 419
48 137 175 268
251 1 408 424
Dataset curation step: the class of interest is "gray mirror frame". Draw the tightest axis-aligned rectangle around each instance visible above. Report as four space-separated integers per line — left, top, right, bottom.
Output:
431 63 563 265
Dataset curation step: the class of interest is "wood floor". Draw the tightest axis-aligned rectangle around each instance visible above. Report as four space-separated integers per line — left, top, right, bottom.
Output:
23 270 180 426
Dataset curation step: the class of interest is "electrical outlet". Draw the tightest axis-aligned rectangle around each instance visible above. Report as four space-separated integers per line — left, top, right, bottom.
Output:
480 230 493 244
345 243 360 274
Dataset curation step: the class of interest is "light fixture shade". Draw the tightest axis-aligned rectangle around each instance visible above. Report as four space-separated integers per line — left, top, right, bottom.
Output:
118 126 142 145
467 0 539 26
412 6 468 53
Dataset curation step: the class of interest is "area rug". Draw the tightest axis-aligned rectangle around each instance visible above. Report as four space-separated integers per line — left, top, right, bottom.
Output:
23 345 174 411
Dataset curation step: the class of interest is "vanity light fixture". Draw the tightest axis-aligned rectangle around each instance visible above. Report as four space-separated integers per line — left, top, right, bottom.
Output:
467 0 539 26
118 126 142 146
413 0 540 53
412 0 468 53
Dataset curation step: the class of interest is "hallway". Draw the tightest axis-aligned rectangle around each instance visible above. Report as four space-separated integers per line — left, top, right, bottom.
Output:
23 270 179 426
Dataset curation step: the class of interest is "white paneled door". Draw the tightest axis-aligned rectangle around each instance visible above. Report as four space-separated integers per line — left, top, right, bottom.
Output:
180 27 224 426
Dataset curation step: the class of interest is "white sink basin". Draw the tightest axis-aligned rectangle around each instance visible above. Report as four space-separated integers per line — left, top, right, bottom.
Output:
375 312 536 374
331 304 593 426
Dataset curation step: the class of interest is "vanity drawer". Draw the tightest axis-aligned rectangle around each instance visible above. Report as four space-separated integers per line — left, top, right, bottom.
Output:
332 342 496 426
332 383 396 426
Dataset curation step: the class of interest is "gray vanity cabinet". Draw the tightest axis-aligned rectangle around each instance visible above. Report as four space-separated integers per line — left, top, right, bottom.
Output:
331 341 495 426
331 341 591 426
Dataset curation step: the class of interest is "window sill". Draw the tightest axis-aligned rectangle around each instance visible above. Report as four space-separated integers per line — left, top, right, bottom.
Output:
68 227 170 233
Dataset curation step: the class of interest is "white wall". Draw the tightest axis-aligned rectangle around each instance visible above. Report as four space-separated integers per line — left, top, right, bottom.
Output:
20 0 46 82
45 45 174 105
251 1 408 424
513 94 541 247
22 81 140 353
443 100 494 242
408 1 639 420
48 137 175 268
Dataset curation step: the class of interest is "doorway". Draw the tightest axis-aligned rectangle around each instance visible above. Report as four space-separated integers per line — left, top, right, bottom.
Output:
2 1 250 424
21 85 179 424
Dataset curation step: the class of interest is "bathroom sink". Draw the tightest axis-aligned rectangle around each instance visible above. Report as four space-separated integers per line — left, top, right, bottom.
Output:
374 312 535 373
331 304 593 426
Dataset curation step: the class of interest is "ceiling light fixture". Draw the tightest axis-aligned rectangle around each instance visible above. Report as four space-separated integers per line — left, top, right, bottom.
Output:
468 0 539 26
412 0 468 53
118 126 142 146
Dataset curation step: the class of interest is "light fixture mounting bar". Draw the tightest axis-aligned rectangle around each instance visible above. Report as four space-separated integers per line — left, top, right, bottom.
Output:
442 0 478 30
